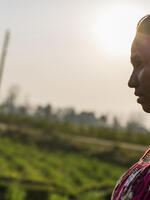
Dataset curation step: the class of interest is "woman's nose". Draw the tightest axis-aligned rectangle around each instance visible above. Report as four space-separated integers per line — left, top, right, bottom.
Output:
128 71 139 88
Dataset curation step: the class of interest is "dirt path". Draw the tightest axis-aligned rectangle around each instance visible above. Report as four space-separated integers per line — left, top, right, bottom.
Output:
68 135 148 152
0 122 148 152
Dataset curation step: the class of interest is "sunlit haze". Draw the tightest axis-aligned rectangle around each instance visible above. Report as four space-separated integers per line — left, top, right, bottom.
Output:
95 3 143 55
0 0 150 127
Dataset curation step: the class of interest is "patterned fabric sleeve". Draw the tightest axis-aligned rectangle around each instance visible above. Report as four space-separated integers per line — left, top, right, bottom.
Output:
112 147 150 200
132 166 150 200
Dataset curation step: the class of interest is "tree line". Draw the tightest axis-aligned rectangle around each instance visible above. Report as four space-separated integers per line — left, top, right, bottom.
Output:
0 85 148 133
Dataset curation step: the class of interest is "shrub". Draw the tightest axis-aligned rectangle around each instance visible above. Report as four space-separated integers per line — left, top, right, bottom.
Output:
5 183 26 200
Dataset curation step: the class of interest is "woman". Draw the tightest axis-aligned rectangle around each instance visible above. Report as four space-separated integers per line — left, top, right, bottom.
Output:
111 15 150 200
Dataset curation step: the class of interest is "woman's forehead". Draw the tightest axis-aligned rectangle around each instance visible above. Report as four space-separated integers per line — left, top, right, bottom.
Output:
131 33 150 55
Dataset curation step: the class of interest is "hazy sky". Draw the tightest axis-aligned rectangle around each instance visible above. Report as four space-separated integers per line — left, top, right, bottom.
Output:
0 0 150 126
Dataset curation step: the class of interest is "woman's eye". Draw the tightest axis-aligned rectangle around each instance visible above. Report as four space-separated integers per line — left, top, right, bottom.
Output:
133 60 143 68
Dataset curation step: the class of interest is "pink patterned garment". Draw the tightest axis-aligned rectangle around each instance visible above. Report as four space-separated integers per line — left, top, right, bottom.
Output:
111 147 150 200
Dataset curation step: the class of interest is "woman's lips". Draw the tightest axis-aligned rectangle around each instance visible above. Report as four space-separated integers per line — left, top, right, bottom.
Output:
137 96 145 104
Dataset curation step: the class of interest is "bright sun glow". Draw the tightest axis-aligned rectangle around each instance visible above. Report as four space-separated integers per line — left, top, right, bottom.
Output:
95 4 145 55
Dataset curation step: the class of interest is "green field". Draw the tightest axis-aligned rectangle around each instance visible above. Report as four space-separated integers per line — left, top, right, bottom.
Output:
0 113 146 199
0 137 127 200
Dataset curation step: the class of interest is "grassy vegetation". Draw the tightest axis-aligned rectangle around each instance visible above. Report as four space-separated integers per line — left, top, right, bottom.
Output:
0 112 147 199
0 137 127 200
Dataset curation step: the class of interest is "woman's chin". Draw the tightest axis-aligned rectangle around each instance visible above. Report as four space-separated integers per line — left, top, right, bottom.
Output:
141 104 150 113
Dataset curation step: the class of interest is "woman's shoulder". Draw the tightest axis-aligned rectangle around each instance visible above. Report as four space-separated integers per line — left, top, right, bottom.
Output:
131 163 150 199
112 161 150 200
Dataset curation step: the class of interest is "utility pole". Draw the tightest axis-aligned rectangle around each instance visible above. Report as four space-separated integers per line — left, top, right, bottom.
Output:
0 30 10 90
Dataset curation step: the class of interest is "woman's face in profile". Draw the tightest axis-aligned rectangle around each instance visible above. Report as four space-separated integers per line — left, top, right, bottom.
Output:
128 33 150 113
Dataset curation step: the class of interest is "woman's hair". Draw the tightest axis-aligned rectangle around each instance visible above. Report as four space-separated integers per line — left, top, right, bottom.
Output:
136 15 150 34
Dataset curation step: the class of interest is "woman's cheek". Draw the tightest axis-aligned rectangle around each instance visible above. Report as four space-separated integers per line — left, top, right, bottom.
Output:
138 68 145 83
139 67 150 91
